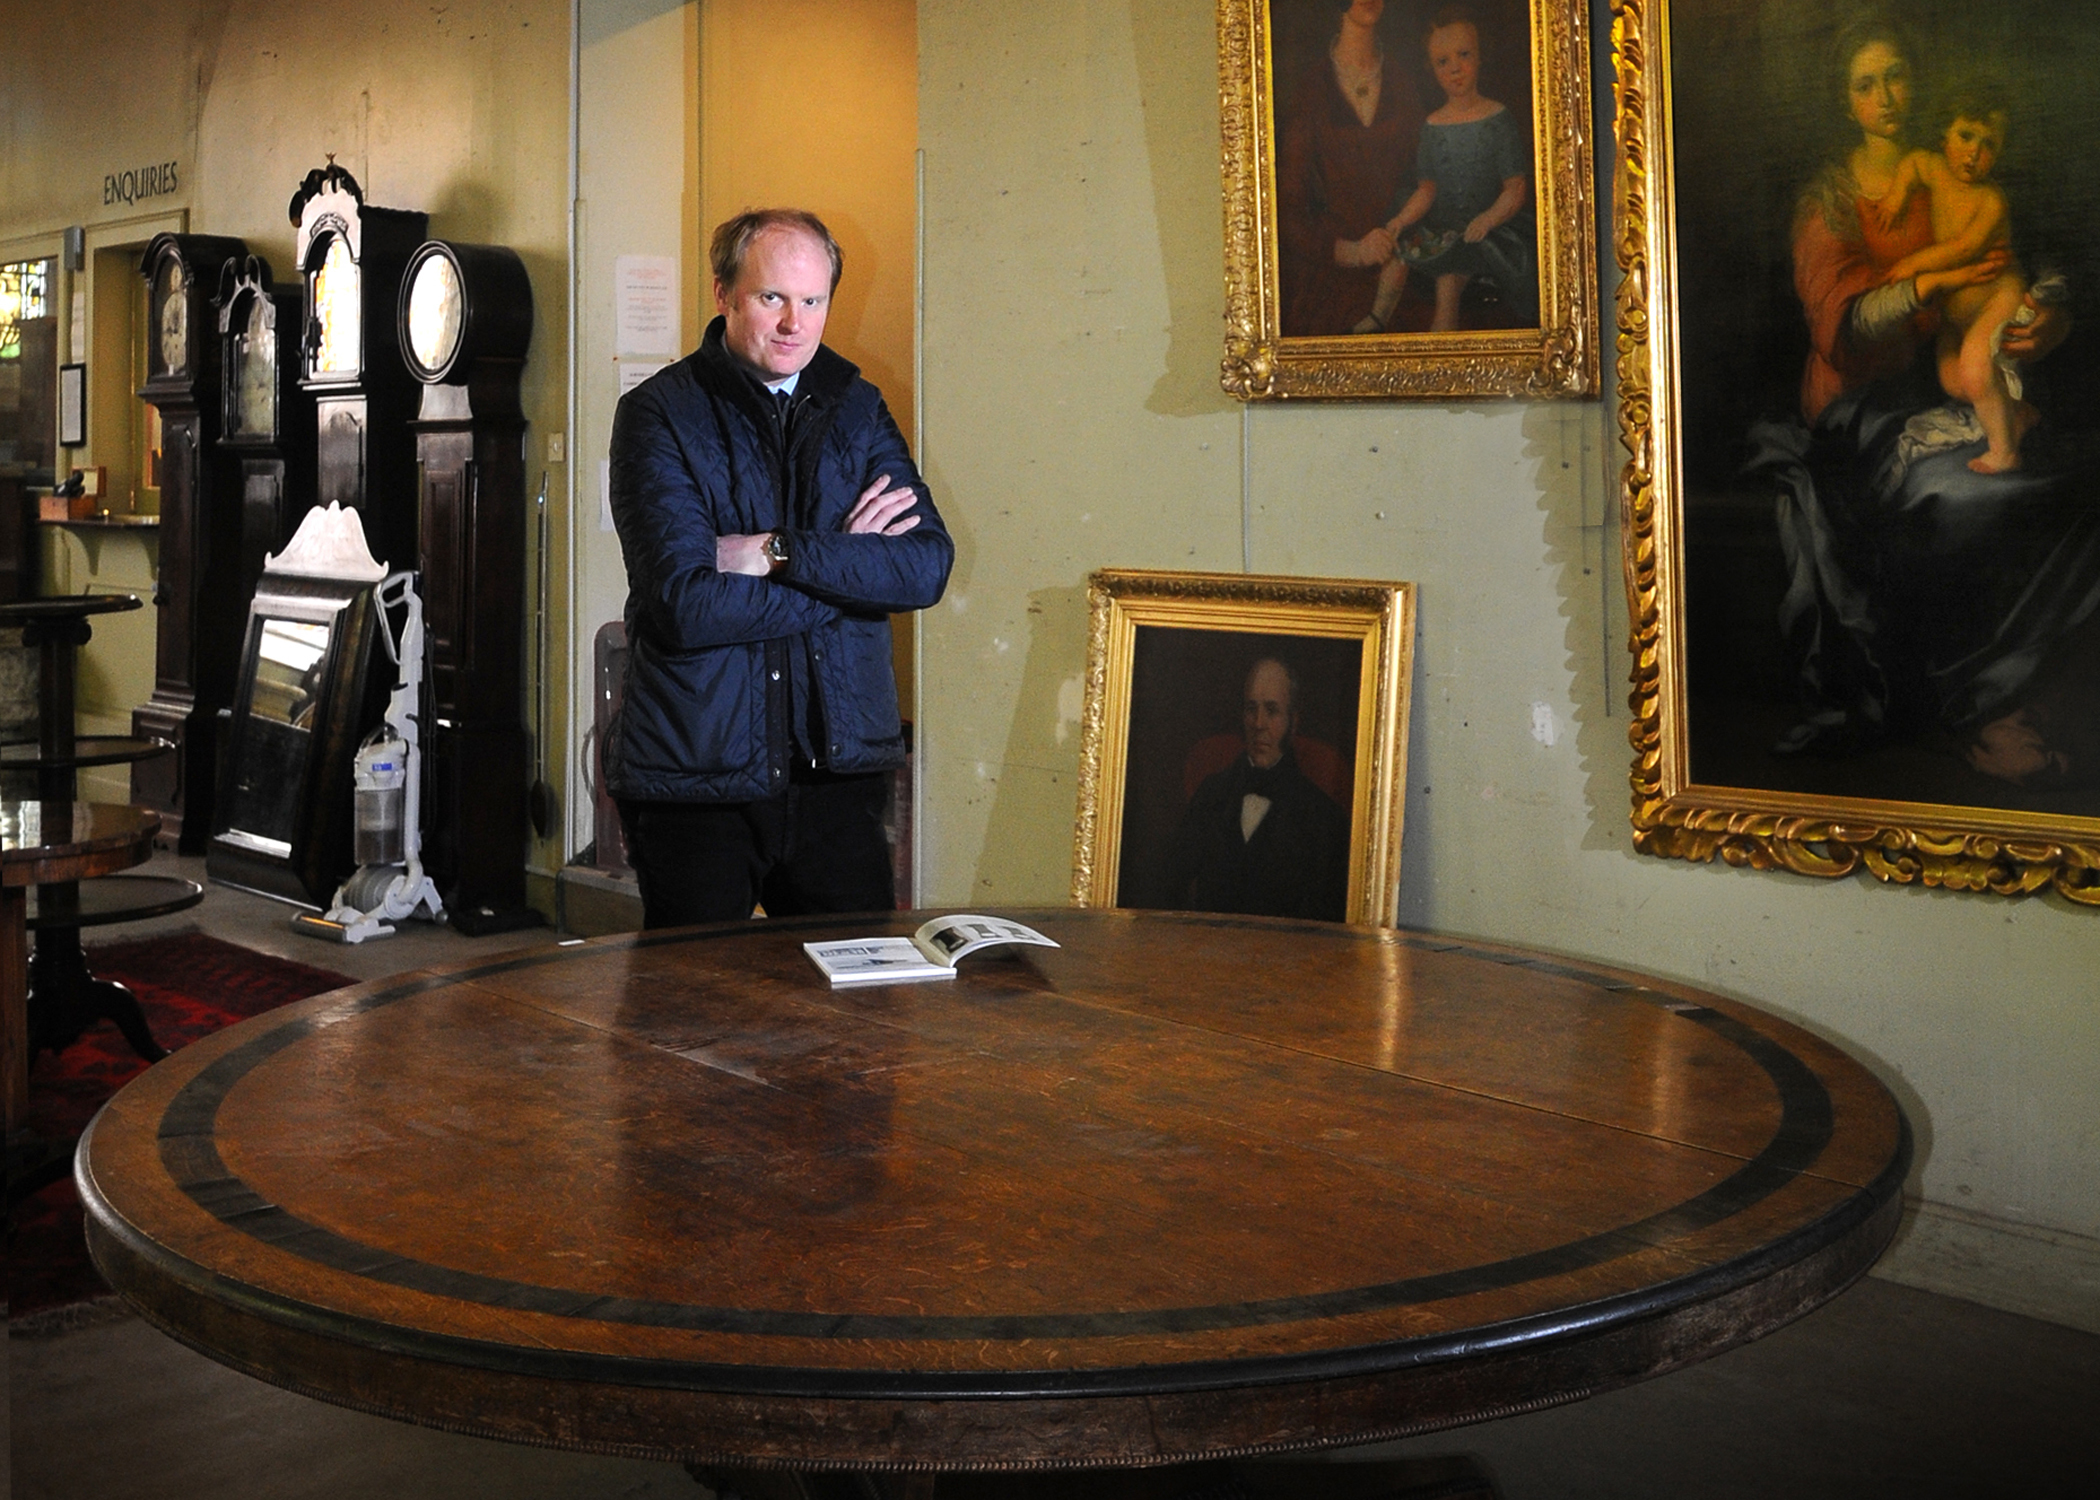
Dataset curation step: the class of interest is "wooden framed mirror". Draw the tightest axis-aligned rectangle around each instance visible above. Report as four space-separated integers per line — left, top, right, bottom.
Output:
205 508 388 907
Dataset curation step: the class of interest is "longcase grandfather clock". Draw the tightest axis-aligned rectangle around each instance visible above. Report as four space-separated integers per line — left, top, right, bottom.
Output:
215 254 316 613
399 239 537 933
132 232 251 850
289 161 426 574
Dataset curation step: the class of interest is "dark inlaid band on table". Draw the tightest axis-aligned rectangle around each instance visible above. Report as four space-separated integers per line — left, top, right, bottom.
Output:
78 911 1910 1469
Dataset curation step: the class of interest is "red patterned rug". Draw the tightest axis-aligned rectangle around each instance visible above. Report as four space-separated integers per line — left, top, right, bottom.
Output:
6 931 353 1323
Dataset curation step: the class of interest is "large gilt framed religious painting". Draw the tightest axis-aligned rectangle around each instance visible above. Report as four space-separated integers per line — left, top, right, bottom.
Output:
1614 0 2100 903
1073 570 1416 927
1219 0 1598 400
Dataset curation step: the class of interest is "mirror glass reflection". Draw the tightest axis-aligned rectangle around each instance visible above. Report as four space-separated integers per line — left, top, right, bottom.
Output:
250 618 332 727
222 616 334 851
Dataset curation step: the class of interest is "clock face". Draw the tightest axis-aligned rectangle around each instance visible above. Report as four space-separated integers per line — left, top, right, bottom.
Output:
232 295 277 439
311 235 361 376
157 257 188 375
406 252 464 376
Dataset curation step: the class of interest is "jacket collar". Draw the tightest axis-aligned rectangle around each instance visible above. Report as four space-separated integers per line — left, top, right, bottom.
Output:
694 316 858 417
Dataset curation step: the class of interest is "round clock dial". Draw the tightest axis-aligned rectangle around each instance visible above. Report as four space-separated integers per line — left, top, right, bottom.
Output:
157 257 188 375
406 252 464 376
311 235 361 375
233 296 277 439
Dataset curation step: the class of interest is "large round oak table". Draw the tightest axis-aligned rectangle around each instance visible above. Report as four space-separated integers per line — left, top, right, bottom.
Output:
78 910 1908 1479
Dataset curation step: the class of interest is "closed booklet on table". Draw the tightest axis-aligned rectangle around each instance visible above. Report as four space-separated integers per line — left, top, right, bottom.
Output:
803 915 1059 987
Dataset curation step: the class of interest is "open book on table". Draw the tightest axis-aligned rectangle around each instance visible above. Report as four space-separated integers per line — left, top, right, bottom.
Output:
802 915 1059 987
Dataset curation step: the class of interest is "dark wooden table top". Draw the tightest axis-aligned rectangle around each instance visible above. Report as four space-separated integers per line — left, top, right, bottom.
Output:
2 801 161 884
0 593 142 625
78 910 1909 1473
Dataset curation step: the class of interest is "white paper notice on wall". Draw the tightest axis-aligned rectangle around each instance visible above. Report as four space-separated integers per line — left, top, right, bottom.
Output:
600 458 614 532
617 361 668 396
614 255 678 358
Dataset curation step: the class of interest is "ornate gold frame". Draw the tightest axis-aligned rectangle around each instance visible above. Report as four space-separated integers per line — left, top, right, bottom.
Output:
1611 0 2100 904
1218 0 1598 401
1072 569 1417 926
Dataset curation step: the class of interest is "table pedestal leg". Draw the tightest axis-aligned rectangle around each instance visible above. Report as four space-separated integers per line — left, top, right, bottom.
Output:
3 884 25 1128
28 905 166 1065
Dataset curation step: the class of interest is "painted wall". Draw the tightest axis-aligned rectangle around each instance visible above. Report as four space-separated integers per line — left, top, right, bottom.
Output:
574 0 693 855
914 0 2098 1328
5 0 572 851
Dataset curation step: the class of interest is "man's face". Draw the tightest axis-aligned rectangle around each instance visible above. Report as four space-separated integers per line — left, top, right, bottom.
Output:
714 226 832 379
1242 660 1294 770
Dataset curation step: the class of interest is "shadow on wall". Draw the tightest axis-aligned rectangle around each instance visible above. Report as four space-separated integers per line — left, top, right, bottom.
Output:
1392 615 1436 929
1520 400 1624 858
1126 0 1240 420
962 583 1092 905
581 0 687 49
424 179 503 248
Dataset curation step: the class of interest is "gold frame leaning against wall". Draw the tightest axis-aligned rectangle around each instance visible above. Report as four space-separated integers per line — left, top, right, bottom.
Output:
1218 0 1599 401
1613 0 2100 904
1072 570 1417 927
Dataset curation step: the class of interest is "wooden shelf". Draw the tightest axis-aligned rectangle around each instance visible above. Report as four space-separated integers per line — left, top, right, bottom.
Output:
28 874 205 930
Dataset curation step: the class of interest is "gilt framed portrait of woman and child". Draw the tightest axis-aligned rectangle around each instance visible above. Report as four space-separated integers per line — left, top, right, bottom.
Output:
1218 0 1599 400
1616 0 2100 903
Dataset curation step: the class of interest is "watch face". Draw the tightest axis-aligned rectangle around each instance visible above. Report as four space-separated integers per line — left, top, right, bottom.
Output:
405 252 464 376
310 234 361 375
232 295 277 439
157 257 188 375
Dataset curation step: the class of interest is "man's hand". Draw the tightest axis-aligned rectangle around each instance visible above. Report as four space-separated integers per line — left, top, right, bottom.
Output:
845 475 921 536
716 533 775 576
718 476 920 575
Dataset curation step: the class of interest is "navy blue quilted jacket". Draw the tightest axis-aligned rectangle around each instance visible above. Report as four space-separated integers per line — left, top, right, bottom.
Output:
604 319 952 802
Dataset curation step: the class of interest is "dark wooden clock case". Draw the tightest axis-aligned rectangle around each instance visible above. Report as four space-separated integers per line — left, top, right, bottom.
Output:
214 254 317 609
289 163 427 576
402 240 537 932
131 232 251 851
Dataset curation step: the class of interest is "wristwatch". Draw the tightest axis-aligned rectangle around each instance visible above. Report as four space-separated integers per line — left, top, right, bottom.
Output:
762 531 790 570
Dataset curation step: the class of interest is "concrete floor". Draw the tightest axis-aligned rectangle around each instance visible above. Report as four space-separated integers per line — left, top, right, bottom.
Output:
9 854 2098 1498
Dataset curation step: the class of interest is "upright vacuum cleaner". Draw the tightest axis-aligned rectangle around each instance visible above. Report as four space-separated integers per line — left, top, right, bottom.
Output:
291 571 444 943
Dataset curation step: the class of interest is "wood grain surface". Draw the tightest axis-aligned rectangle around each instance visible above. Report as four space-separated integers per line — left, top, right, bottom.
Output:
78 910 1908 1471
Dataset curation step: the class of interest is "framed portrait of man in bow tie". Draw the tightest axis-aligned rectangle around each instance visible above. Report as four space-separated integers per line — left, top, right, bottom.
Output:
1074 569 1416 926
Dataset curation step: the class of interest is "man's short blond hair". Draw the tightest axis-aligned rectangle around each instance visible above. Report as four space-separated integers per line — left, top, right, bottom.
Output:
709 208 843 293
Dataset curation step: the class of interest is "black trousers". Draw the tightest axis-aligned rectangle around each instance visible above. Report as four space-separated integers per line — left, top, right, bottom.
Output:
618 771 895 929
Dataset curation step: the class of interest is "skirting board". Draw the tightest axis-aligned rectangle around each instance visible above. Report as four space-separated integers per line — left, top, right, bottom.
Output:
1873 1197 2100 1335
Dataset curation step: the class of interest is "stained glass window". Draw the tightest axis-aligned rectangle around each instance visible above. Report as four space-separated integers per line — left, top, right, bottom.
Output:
0 260 52 361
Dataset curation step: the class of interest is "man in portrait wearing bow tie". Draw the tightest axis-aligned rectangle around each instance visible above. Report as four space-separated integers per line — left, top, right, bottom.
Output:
1165 656 1351 922
606 208 952 928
